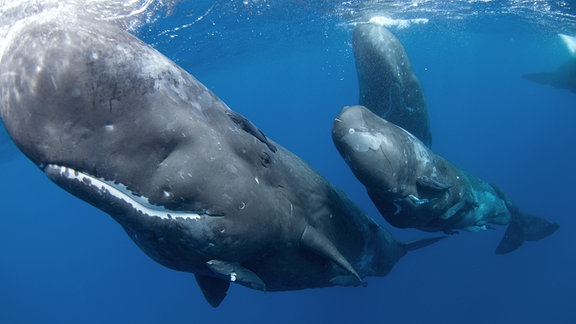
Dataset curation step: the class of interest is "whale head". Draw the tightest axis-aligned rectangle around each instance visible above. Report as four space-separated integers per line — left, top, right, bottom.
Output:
332 105 463 231
0 17 289 298
332 105 424 192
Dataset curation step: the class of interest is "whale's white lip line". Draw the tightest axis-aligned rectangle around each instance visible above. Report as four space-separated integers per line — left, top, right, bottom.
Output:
45 164 201 221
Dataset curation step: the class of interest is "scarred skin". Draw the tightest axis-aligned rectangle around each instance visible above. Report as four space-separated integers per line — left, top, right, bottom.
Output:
332 105 511 233
332 105 558 253
0 17 442 307
342 24 558 254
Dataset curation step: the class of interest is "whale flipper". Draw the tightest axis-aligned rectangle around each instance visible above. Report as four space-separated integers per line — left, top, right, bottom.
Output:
300 225 361 282
206 260 266 291
194 274 230 308
439 201 467 220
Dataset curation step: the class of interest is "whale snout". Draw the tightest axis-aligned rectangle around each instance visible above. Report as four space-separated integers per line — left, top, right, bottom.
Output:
333 105 392 154
332 105 400 189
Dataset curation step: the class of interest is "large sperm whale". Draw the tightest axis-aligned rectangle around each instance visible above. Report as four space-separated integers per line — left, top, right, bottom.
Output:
0 17 443 307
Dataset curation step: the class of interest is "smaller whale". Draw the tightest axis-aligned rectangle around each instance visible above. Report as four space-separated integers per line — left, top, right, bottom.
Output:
332 105 559 253
522 34 576 93
352 23 432 147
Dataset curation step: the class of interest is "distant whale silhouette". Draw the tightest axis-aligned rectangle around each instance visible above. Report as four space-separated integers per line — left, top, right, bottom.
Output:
522 34 576 93
0 17 444 307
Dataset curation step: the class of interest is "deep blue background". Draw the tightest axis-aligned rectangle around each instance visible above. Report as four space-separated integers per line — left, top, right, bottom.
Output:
1 4 575 324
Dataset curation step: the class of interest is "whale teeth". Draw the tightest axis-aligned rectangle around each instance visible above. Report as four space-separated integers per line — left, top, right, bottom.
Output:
44 164 202 221
300 225 361 282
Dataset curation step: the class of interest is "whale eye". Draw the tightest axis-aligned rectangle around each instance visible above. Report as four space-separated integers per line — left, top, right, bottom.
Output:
259 151 272 168
226 110 277 153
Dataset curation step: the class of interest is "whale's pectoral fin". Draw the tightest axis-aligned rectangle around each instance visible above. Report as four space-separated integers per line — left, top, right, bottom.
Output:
496 212 559 254
439 200 466 220
206 259 267 291
194 274 230 308
300 225 362 283
226 110 277 152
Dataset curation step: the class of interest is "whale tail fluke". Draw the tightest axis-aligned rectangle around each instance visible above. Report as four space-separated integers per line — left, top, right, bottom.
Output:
495 211 559 254
521 34 576 93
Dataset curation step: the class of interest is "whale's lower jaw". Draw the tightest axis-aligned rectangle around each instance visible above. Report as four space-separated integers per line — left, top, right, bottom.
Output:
43 164 203 221
42 164 219 274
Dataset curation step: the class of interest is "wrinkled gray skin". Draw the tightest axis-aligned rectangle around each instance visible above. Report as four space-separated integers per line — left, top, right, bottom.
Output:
0 18 443 307
332 105 559 254
353 24 432 147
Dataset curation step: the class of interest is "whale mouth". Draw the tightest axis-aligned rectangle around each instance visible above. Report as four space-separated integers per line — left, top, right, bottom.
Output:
43 164 203 221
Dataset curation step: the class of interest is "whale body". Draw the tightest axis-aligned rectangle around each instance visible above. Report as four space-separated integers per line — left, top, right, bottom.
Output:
332 105 559 253
0 17 443 307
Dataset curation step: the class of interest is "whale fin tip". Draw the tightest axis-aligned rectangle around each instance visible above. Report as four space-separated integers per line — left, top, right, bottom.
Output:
300 225 361 282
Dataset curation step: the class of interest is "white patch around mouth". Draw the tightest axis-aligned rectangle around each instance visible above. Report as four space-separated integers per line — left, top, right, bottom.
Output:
46 164 201 221
342 128 388 152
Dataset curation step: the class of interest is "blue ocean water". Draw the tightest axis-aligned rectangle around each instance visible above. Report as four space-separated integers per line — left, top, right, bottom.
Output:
0 1 575 323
